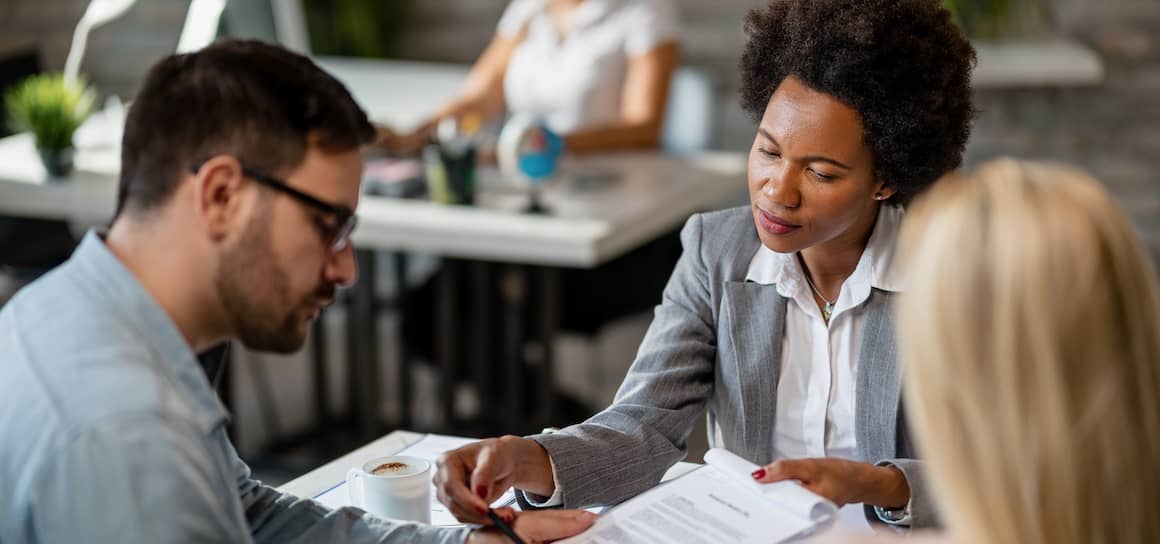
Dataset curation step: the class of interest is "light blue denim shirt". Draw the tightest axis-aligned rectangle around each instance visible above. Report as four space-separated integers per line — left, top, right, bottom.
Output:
0 231 469 544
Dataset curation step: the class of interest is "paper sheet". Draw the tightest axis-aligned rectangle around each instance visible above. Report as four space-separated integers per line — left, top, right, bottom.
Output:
557 449 837 544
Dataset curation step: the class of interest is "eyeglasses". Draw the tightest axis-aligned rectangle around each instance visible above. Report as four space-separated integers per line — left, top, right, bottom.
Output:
190 162 357 254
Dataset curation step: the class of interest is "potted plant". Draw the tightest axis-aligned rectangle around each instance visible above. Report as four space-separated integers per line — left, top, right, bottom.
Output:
5 73 94 178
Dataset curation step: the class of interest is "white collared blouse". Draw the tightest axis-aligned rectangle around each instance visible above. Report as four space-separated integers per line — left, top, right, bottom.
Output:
496 0 679 134
744 204 905 463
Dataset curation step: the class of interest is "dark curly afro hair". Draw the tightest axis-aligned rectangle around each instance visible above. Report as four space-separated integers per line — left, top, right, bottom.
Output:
739 0 976 204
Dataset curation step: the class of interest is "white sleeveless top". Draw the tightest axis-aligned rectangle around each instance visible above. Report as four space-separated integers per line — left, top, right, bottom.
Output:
497 0 679 134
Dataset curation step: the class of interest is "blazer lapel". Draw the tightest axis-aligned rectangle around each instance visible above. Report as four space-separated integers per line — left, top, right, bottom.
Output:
855 289 902 462
719 281 787 464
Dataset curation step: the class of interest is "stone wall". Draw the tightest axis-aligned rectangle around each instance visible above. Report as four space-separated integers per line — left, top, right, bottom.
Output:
387 0 1160 259
987 6 1159 260
2 0 1157 458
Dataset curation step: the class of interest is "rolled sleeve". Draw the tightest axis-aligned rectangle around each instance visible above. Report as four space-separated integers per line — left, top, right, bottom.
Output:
516 452 566 508
871 458 939 529
623 0 681 56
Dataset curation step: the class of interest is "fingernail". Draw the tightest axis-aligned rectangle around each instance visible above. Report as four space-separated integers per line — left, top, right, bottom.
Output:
752 468 766 479
476 506 488 515
476 485 488 499
502 512 516 524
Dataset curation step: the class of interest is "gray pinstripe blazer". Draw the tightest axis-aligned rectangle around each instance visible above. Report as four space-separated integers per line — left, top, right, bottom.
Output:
526 206 937 528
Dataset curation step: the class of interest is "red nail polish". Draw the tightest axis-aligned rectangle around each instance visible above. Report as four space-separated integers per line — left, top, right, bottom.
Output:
476 485 488 499
476 506 488 515
502 512 515 524
752 468 766 479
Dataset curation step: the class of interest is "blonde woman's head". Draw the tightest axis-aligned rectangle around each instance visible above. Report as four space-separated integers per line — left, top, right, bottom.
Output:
898 158 1160 544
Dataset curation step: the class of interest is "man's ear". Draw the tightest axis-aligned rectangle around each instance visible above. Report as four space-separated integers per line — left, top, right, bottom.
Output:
193 155 249 241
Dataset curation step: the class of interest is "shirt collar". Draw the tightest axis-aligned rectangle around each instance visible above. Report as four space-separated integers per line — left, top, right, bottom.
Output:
572 0 618 29
860 203 905 293
533 0 619 34
745 204 906 298
69 230 229 433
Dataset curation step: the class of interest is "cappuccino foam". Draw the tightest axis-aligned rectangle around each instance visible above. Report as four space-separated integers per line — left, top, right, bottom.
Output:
371 461 412 475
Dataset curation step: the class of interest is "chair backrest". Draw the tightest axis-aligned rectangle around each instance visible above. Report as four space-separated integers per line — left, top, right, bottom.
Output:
660 66 715 154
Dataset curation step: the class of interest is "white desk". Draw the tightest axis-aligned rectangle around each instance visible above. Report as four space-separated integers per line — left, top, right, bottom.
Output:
279 430 866 537
280 430 425 499
0 133 745 267
0 133 745 438
279 430 699 527
0 52 748 266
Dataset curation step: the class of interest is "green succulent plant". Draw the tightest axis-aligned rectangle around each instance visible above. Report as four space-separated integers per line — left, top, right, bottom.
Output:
5 74 95 151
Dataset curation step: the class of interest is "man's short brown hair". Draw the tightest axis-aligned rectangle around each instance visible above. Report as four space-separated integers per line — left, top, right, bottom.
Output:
116 39 374 217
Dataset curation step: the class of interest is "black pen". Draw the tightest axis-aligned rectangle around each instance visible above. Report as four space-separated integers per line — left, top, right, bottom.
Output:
486 507 526 544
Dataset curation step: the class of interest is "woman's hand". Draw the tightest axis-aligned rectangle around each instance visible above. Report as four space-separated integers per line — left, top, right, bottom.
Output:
751 458 910 508
467 510 598 544
435 436 557 524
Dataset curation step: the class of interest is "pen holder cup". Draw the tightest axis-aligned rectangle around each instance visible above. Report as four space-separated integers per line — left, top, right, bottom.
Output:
424 145 476 206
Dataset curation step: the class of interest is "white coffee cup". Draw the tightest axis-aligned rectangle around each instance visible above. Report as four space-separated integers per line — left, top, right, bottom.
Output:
346 455 432 524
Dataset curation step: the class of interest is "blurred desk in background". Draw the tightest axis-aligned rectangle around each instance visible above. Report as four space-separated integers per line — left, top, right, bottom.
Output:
0 130 746 439
0 53 744 442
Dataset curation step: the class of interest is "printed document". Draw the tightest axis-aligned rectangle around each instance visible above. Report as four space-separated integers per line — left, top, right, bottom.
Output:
557 448 837 544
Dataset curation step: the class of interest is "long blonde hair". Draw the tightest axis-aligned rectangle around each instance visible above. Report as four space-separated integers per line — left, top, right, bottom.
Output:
898 158 1160 544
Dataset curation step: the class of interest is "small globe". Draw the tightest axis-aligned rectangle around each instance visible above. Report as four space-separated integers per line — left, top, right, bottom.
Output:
497 114 564 187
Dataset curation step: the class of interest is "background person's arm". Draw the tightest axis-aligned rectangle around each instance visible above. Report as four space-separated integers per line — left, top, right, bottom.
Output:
563 41 680 153
376 35 519 154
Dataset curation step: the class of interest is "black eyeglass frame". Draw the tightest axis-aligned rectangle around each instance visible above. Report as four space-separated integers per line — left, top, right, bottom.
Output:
190 161 358 253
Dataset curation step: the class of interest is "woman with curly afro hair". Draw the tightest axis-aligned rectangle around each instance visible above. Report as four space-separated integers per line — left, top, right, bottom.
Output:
435 0 975 531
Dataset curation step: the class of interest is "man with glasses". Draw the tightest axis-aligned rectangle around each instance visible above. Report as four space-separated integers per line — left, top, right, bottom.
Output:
0 40 593 543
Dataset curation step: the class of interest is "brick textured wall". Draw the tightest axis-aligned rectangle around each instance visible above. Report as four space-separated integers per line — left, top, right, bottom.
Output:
3 0 1155 460
2 0 1157 264
390 1 1160 261
966 8 1160 260
3 0 1157 288
1 0 1155 274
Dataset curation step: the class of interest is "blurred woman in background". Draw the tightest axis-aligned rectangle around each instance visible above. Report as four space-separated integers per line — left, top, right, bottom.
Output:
887 158 1160 544
391 0 685 399
377 0 680 154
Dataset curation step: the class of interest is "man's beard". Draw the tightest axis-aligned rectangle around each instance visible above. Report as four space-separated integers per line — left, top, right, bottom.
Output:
214 210 332 353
